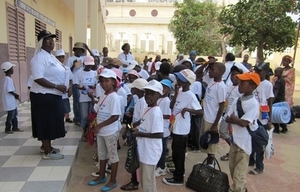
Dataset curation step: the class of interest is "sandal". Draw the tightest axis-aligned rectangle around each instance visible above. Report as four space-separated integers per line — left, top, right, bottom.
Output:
166 162 175 168
120 182 139 191
220 153 229 161
249 168 263 175
166 156 173 162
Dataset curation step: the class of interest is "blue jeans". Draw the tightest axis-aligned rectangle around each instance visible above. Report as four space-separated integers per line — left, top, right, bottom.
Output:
80 101 92 128
72 85 81 122
5 108 18 131
157 137 169 169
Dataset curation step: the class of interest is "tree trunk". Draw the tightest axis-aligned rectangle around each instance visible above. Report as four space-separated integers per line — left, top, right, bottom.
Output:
256 43 264 62
221 35 227 62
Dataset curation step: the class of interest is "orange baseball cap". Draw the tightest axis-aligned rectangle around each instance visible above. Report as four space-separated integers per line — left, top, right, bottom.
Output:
236 72 260 87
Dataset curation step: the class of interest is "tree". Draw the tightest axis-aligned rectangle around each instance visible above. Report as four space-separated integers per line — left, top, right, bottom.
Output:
219 0 300 61
168 0 225 56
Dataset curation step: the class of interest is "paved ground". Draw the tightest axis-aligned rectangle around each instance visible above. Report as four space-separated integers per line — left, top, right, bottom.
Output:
66 92 300 192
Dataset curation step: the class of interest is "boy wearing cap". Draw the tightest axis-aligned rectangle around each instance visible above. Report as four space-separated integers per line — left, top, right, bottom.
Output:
249 62 274 175
163 69 202 186
225 72 260 192
132 80 164 192
220 66 243 161
155 79 172 177
74 56 97 141
1 62 22 134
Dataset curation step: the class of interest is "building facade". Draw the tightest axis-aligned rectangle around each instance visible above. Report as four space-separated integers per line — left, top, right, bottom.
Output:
0 0 106 113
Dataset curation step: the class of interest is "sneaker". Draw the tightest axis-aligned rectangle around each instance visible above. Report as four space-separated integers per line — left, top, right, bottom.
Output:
5 130 14 134
40 147 60 153
163 177 184 186
12 128 23 132
65 118 73 123
167 168 175 174
155 167 167 177
220 153 229 161
42 150 64 160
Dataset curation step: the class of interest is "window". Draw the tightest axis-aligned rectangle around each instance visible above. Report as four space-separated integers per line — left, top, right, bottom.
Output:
284 47 292 53
35 19 46 37
56 29 62 50
167 41 173 54
140 40 146 53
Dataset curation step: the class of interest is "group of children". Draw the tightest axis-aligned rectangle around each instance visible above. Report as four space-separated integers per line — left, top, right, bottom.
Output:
1 46 288 192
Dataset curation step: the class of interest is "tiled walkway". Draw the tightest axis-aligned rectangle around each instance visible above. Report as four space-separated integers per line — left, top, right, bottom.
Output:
0 101 82 192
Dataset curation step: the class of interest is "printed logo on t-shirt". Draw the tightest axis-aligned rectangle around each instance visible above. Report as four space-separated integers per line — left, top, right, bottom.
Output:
254 90 261 103
100 104 106 110
84 77 94 84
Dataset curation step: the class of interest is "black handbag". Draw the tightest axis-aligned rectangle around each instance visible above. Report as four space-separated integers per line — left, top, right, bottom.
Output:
124 139 140 173
186 157 229 192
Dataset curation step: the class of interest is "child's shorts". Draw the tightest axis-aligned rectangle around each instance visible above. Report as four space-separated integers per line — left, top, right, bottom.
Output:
62 98 71 114
200 119 219 155
97 132 119 163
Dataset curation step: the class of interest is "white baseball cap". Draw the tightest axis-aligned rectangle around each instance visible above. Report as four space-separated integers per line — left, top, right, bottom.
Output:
142 80 163 95
84 55 95 66
128 78 148 90
155 61 162 70
99 68 117 79
126 60 138 70
91 49 100 56
1 62 16 72
175 69 196 84
55 49 65 57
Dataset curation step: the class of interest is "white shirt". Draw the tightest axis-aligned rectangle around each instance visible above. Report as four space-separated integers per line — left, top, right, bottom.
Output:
2 76 18 111
123 83 131 96
223 61 249 86
117 52 135 66
118 95 125 131
74 70 97 102
203 81 227 123
226 96 259 155
224 85 241 114
66 55 85 80
27 75 33 88
137 106 163 165
30 49 67 96
94 92 121 136
158 97 171 138
133 96 147 123
138 69 150 80
62 67 73 99
190 81 202 101
253 80 274 125
95 83 104 98
146 61 152 73
172 90 202 135
117 87 127 107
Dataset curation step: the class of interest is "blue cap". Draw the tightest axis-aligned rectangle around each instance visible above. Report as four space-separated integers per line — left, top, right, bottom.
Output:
190 50 197 56
200 131 219 149
123 68 129 74
160 79 172 89
174 72 188 83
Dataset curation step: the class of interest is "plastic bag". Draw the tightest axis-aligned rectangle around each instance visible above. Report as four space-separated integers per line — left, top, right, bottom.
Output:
125 139 140 173
265 128 274 159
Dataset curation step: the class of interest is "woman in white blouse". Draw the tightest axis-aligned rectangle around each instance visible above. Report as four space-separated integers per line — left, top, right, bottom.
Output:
117 43 135 68
30 30 68 160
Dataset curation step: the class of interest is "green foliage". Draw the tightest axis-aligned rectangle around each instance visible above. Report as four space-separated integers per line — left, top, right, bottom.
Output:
168 0 223 56
219 0 299 60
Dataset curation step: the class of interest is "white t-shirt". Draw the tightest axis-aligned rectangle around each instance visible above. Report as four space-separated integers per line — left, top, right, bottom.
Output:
190 81 202 101
172 90 202 135
62 66 73 99
226 96 259 155
223 61 249 86
117 86 127 107
2 76 18 111
74 70 97 102
203 81 227 123
253 79 274 125
133 96 147 123
30 49 67 96
123 83 131 96
146 61 152 73
139 69 150 80
94 92 121 136
137 106 163 165
66 55 85 80
27 75 33 88
224 85 241 114
117 52 135 66
95 83 104 98
118 95 125 131
158 97 171 138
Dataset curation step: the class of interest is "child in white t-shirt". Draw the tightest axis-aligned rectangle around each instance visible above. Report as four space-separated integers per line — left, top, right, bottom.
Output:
121 78 148 191
132 80 164 192
88 69 121 192
220 66 243 161
155 79 172 177
225 72 260 192
249 62 274 175
201 62 227 167
163 69 202 186
74 56 97 141
1 62 23 134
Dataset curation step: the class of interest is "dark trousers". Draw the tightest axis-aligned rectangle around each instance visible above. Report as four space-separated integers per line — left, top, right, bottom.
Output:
249 151 264 171
5 108 18 131
131 171 139 185
157 137 169 169
189 115 202 149
72 85 81 122
273 123 287 132
172 134 187 181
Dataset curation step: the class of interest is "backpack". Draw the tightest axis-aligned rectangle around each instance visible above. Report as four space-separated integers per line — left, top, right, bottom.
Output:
236 98 269 153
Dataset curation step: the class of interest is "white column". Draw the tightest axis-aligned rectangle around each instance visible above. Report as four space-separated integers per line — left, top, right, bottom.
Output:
90 0 99 49
74 0 87 43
